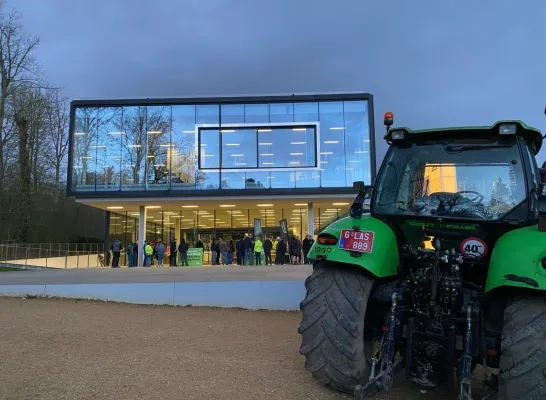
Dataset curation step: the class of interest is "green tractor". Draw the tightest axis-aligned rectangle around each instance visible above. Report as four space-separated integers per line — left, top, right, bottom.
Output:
298 112 546 400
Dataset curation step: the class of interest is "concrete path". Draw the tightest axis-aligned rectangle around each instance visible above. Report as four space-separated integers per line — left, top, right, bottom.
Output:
0 265 313 285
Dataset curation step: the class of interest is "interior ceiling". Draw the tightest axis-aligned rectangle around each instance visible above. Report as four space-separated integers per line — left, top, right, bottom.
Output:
88 196 354 230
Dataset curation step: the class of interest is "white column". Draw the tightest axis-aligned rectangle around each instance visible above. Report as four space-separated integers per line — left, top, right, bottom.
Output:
307 202 314 238
175 217 181 241
138 206 147 266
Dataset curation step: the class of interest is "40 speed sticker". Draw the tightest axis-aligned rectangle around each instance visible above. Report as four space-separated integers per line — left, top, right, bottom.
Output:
460 237 488 258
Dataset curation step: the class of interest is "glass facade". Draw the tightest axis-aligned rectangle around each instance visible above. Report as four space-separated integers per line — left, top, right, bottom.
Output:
108 204 349 252
69 95 373 194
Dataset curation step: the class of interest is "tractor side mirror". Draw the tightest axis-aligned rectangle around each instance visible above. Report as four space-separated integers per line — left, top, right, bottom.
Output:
350 183 373 219
353 181 365 191
353 181 373 197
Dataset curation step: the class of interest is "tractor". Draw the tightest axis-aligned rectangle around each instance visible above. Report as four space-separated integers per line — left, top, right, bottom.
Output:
298 112 546 400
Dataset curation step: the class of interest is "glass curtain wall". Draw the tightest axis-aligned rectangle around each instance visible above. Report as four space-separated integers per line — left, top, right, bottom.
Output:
71 100 371 192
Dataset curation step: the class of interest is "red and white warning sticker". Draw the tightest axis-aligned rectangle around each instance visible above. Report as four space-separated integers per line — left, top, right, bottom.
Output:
460 237 488 258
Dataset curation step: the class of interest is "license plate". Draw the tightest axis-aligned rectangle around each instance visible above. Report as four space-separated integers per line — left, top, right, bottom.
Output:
338 229 374 253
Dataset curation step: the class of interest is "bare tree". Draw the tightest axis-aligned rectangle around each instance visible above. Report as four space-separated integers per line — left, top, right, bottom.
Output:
0 5 40 190
44 88 69 190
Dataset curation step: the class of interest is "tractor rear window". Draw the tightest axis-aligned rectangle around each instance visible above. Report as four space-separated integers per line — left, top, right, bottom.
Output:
373 140 526 221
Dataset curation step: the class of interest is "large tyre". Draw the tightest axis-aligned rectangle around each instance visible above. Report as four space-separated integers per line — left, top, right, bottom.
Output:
298 261 373 393
499 296 546 400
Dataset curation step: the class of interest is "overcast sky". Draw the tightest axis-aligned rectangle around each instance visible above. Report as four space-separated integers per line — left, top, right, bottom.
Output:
11 0 546 165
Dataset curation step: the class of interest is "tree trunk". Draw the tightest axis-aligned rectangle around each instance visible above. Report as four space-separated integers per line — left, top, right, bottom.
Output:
15 113 31 242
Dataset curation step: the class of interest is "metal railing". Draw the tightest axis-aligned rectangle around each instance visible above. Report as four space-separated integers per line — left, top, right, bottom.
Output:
0 243 105 269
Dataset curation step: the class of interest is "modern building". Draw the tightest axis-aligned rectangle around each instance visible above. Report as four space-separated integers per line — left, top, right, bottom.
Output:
67 92 376 264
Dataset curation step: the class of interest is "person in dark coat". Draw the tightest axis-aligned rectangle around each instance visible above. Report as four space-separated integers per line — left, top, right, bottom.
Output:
169 238 177 266
263 236 273 265
275 238 286 265
302 235 313 264
236 238 244 265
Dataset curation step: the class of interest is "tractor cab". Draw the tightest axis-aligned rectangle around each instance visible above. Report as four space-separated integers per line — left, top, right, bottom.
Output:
364 113 544 264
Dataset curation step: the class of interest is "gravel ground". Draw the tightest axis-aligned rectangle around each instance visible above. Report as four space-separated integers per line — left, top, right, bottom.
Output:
0 297 488 400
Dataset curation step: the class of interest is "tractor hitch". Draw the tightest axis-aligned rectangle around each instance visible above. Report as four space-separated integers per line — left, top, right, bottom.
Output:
354 358 405 400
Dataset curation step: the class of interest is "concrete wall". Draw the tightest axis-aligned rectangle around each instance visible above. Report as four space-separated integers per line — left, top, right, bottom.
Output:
0 281 305 311
6 254 101 269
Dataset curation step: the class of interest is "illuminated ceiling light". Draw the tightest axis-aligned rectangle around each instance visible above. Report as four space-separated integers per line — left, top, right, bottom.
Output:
221 129 235 133
348 160 360 163
260 153 274 156
108 131 125 135
152 219 163 222
259 142 273 146
294 203 307 206
203 154 214 157
354 150 368 154
91 145 106 149
74 132 86 136
164 222 174 225
292 128 307 131
219 205 236 208
145 206 161 209
258 129 272 132
257 204 274 207
128 144 141 148
324 140 339 144
225 143 240 146
231 154 244 157
107 206 124 210
235 162 247 166
153 164 166 167
262 162 274 165
291 142 305 145
200 143 207 147
289 161 300 165
182 205 199 208
363 139 370 142
81 156 92 159
290 152 303 156
330 127 345 130
147 130 162 134
266 176 275 179
333 202 350 206
182 130 195 133
320 152 333 155
320 161 328 164
147 155 154 158
160 143 174 147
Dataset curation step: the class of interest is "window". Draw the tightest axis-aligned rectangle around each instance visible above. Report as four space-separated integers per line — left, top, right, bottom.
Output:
221 129 257 168
198 125 317 169
258 127 316 168
373 139 527 221
199 129 219 168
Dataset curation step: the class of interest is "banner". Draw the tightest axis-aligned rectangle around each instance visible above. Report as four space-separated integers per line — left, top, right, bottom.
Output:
279 219 288 240
186 248 203 266
254 218 262 236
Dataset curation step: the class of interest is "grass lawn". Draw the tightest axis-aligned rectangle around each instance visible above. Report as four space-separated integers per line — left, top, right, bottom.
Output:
0 267 26 272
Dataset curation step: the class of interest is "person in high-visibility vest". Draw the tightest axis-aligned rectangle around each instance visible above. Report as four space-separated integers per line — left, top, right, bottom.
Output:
144 241 153 267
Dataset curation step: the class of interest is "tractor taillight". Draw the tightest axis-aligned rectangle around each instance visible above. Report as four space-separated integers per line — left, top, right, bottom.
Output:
317 234 337 246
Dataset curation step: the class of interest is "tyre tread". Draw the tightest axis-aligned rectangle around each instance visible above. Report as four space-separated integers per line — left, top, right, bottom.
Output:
298 261 373 393
499 296 546 400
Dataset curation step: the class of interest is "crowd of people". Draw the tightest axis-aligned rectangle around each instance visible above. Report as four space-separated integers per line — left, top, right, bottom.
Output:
108 233 315 268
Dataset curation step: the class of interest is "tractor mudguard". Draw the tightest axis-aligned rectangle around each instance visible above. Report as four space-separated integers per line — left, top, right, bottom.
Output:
309 214 399 278
485 225 546 292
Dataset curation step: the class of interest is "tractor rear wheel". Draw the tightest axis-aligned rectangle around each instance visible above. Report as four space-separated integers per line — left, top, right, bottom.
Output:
298 260 373 394
499 296 546 400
